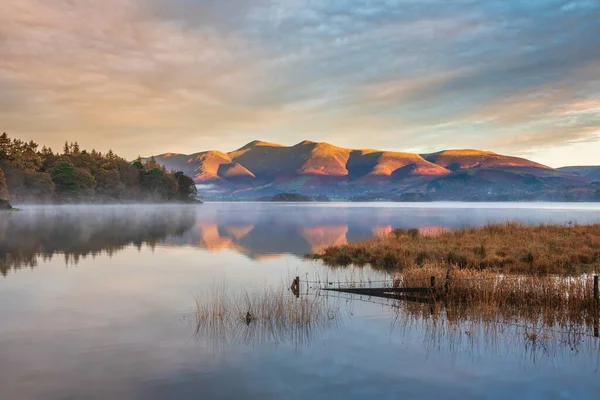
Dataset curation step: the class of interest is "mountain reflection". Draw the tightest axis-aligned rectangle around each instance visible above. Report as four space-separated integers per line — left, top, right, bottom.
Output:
1 205 383 274
2 206 394 274
172 222 356 259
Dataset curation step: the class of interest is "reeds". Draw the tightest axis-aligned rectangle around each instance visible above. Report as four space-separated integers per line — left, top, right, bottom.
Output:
194 279 599 360
395 265 598 328
309 222 600 275
195 285 341 351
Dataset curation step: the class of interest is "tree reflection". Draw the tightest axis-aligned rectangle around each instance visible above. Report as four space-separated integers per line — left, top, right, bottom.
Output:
0 206 196 275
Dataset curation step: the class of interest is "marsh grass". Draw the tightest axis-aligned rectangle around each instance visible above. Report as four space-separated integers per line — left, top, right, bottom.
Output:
310 222 600 275
195 285 341 351
194 280 599 360
395 265 598 327
315 284 600 362
317 263 600 357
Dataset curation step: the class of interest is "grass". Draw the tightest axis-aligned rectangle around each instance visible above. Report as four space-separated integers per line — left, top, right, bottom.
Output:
366 266 600 358
395 265 598 326
193 279 599 358
309 222 600 275
195 285 341 350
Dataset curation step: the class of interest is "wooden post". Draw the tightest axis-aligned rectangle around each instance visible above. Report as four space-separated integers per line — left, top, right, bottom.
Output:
445 269 451 296
429 276 436 301
595 275 599 337
291 276 300 298
594 312 599 338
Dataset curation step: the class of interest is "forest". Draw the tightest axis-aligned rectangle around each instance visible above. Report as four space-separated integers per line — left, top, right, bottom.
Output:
0 133 198 203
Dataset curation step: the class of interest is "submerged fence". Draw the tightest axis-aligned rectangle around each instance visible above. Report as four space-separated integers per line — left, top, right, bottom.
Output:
294 273 600 303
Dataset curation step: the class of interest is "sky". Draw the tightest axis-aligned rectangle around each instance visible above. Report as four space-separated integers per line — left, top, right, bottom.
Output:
1 0 599 167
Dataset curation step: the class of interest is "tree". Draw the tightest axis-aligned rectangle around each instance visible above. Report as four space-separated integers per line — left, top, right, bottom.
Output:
141 168 177 201
40 149 59 173
19 141 43 171
72 150 94 170
132 159 144 170
0 166 9 200
74 168 96 190
24 171 54 200
0 133 10 159
0 132 197 203
52 160 80 194
116 159 141 193
175 171 197 201
144 156 161 171
95 162 123 199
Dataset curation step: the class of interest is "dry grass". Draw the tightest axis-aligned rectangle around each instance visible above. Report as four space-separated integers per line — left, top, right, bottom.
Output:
195 285 340 351
310 222 600 275
394 265 598 328
193 279 599 358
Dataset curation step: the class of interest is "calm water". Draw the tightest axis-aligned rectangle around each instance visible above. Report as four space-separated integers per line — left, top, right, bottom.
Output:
1 202 600 399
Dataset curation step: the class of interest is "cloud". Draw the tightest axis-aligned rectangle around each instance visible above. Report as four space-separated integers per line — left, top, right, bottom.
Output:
0 0 262 150
1 0 600 165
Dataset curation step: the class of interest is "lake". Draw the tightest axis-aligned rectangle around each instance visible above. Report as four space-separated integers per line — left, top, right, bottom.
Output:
1 202 600 399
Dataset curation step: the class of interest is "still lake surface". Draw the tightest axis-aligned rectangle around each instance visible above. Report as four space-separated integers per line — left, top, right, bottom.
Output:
1 202 600 399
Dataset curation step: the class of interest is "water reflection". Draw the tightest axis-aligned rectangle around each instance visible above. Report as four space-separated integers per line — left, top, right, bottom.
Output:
3 203 600 274
0 206 196 275
172 202 600 259
392 301 600 369
191 285 600 370
194 289 342 354
2 203 600 398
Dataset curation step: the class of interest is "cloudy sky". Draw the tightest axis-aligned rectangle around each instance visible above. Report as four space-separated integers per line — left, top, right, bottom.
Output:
2 0 599 166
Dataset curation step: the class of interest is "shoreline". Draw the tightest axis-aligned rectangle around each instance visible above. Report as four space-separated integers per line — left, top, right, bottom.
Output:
5 199 202 206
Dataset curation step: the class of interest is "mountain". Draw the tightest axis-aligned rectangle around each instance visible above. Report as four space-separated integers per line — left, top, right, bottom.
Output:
150 140 600 201
422 149 549 171
558 166 600 182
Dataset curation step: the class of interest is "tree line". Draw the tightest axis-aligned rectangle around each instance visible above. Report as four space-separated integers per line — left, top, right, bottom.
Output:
0 133 197 203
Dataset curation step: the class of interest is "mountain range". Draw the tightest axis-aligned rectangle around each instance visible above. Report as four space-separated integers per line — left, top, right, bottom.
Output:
150 140 600 201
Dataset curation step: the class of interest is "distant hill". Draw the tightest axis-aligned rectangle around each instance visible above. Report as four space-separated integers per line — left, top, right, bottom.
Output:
150 140 600 201
558 166 600 182
269 193 313 202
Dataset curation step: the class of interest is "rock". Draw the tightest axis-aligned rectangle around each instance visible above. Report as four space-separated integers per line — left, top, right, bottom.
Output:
0 199 12 210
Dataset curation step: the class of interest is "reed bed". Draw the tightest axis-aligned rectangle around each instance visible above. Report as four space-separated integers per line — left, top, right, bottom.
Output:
193 280 599 359
316 283 599 360
195 285 341 351
310 222 600 275
395 265 599 328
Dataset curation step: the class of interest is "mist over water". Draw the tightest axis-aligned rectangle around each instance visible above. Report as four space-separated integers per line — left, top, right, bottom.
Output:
3 202 600 272
0 205 197 275
1 203 600 399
